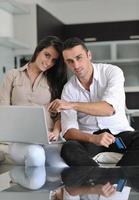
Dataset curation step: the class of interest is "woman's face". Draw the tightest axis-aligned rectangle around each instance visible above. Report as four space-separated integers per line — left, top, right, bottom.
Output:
35 46 59 72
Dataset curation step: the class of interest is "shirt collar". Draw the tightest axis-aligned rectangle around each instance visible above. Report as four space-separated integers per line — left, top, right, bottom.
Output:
92 63 98 81
19 63 28 71
19 63 44 76
75 62 99 87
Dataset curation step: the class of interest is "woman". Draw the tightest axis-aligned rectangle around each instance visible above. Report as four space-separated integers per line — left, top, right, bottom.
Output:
0 36 67 166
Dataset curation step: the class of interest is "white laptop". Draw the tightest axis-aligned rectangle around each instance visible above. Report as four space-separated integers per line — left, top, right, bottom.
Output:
0 105 61 145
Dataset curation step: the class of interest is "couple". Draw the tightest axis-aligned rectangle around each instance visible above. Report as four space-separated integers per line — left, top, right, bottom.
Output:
1 36 139 167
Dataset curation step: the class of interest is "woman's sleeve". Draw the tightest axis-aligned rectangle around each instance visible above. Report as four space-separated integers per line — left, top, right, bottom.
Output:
0 69 16 105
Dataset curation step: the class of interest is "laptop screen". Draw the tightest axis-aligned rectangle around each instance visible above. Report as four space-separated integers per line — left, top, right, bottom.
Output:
0 106 49 144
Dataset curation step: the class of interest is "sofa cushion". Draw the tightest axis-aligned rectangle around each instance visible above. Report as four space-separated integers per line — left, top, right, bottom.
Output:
93 152 123 164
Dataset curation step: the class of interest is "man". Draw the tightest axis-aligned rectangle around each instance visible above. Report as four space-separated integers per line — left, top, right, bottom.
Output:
49 37 139 166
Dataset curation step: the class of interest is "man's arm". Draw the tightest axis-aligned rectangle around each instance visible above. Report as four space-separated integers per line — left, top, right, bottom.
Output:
71 101 114 116
65 182 116 197
64 128 115 148
48 99 114 116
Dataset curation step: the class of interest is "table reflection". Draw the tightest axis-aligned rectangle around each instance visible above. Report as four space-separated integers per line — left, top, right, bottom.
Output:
10 166 46 190
52 166 139 200
0 165 139 200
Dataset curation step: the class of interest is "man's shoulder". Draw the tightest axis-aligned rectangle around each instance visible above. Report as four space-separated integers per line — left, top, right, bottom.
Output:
94 63 123 74
64 75 77 88
94 62 118 68
62 75 79 96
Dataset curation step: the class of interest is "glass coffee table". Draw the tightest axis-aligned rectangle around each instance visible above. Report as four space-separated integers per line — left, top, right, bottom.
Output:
0 165 139 200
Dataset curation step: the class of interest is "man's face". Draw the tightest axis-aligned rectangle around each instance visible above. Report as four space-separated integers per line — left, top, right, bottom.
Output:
63 45 92 79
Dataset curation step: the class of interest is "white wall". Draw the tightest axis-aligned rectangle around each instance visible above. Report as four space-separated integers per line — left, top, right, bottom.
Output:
0 9 14 83
13 0 57 56
0 0 40 83
0 9 14 37
13 3 37 56
0 0 46 83
0 46 14 83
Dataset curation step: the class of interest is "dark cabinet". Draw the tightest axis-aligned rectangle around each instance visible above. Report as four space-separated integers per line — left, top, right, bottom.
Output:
37 5 64 42
36 4 139 43
64 21 139 42
126 92 139 109
131 116 139 130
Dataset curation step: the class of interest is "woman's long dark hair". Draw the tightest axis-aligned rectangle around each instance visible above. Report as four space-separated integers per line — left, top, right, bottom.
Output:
30 36 67 102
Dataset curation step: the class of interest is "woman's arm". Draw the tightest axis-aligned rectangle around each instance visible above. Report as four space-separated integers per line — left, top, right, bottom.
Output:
0 69 16 105
48 118 61 141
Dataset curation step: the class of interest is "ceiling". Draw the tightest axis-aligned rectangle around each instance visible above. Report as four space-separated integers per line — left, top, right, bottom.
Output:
18 0 139 24
43 0 139 24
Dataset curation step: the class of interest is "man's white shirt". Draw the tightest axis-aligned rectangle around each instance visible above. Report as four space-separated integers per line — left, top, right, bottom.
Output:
61 63 133 136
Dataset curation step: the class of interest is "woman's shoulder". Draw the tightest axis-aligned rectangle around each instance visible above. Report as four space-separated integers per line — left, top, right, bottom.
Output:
0 69 20 85
5 68 20 79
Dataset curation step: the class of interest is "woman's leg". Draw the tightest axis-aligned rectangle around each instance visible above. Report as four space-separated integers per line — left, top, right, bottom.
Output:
9 143 46 166
45 143 68 167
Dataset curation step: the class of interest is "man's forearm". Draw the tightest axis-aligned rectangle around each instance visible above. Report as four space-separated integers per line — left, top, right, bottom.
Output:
71 101 114 116
64 128 95 143
63 128 115 148
48 99 114 116
66 185 100 196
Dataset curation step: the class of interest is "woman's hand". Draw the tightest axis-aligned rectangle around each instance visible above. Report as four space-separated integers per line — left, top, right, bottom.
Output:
48 131 59 141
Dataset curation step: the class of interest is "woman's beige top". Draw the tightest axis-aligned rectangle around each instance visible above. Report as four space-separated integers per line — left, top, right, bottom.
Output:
0 64 53 130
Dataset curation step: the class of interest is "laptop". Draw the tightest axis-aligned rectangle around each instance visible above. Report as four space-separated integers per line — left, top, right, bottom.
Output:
0 105 61 145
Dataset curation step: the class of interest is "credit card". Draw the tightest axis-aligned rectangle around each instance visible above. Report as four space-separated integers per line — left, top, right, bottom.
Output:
115 137 126 149
116 179 127 192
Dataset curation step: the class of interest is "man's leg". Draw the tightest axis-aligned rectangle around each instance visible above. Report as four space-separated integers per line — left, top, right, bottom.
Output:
116 131 139 166
61 140 99 166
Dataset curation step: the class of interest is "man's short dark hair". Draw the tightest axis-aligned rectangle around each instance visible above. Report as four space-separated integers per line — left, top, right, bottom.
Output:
63 37 88 52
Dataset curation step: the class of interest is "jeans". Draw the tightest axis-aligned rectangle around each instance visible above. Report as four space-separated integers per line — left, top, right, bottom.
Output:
9 143 68 167
9 143 46 166
61 130 139 166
